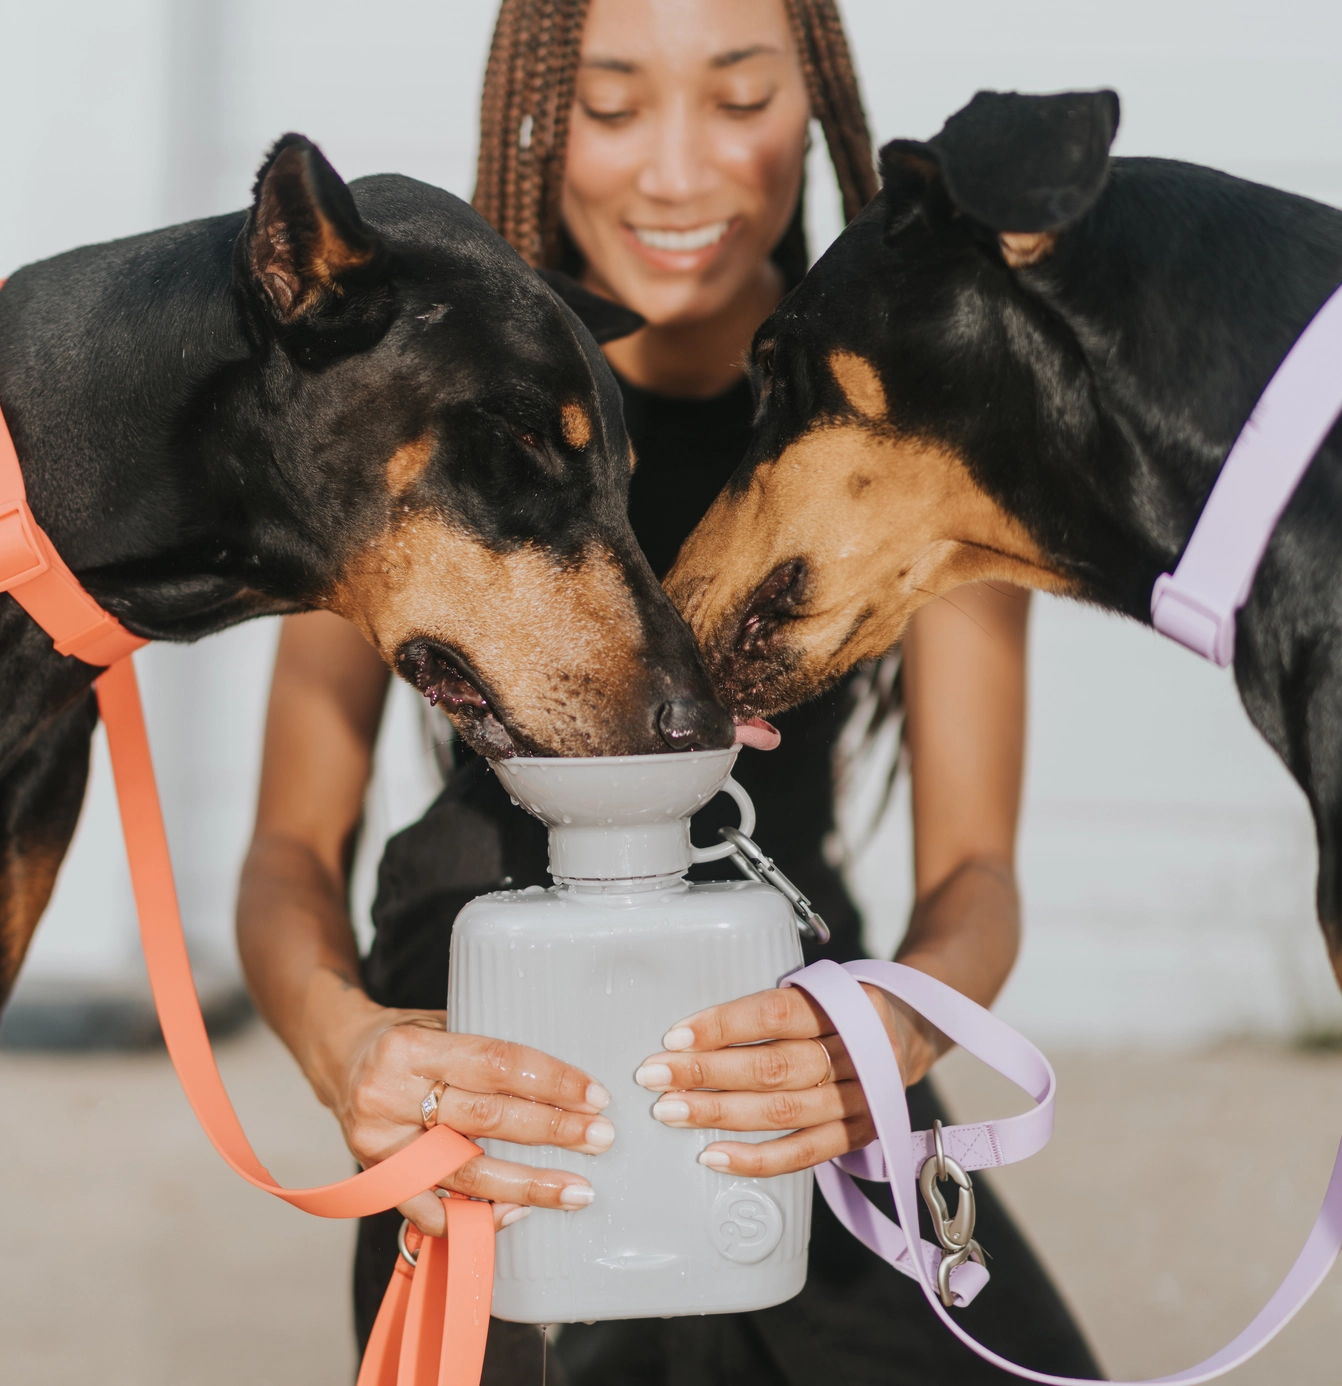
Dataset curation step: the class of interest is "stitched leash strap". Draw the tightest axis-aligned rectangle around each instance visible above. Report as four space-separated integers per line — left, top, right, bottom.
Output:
789 959 1342 1383
1151 280 1342 665
0 295 494 1383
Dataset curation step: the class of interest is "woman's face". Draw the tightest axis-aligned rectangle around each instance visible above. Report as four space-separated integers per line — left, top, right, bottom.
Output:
562 0 811 327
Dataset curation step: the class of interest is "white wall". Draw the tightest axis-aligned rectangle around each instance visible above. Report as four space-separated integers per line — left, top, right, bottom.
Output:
3 0 1340 1043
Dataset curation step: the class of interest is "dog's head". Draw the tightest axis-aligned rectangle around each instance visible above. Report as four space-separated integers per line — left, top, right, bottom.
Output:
232 135 731 757
666 91 1122 718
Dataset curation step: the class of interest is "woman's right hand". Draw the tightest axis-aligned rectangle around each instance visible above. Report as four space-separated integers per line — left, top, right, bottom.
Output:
315 987 613 1236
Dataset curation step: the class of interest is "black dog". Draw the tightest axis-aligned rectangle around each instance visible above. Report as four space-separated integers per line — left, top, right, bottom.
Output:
667 91 1342 976
0 134 731 1002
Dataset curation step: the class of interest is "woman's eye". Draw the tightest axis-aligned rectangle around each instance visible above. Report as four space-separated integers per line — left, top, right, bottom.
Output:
580 103 635 125
718 86 775 118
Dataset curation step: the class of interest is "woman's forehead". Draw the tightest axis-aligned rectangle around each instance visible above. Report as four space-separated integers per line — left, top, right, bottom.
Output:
578 0 798 74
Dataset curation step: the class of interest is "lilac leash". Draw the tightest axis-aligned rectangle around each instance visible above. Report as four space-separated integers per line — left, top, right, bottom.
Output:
788 959 1342 1383
1151 281 1342 665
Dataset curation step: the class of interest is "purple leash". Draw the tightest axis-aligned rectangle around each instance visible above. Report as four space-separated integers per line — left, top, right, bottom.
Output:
788 959 1342 1383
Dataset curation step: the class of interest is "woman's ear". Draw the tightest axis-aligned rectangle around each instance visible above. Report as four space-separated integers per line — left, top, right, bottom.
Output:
536 269 647 344
243 134 389 323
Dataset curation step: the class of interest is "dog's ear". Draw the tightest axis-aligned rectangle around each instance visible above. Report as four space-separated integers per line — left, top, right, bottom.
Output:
881 91 1120 268
245 134 389 323
536 269 646 344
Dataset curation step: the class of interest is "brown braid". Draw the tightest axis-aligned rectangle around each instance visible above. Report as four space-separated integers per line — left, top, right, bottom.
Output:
473 0 878 269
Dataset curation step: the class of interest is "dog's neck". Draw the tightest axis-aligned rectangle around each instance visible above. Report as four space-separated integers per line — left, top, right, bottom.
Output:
0 212 304 643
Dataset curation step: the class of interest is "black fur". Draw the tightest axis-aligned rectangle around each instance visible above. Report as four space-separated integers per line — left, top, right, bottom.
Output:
0 134 728 1001
735 91 1342 960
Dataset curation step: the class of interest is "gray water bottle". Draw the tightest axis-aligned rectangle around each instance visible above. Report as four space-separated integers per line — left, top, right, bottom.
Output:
447 747 811 1323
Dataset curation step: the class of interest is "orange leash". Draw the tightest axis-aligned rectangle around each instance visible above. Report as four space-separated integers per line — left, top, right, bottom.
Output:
0 283 494 1383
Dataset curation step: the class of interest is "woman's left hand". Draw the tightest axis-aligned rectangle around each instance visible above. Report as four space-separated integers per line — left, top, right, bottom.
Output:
634 983 941 1177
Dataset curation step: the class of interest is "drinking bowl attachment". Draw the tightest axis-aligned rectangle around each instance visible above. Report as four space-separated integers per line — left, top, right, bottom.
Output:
720 826 831 944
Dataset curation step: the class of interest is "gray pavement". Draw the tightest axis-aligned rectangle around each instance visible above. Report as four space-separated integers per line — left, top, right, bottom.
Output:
0 1024 1338 1384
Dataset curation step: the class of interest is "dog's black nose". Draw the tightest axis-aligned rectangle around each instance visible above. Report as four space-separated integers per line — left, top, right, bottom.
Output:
658 698 735 752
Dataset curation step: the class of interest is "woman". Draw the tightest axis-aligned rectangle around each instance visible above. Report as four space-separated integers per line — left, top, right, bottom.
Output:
237 1 1102 1381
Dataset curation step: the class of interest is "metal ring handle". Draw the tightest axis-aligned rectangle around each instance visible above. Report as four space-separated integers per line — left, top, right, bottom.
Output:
689 775 756 864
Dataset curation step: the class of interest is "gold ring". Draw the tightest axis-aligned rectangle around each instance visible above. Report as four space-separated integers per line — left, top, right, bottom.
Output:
811 1038 834 1087
421 1080 447 1128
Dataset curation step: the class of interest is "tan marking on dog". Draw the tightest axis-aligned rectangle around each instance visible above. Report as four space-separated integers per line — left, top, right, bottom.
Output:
828 350 888 420
561 402 592 450
329 514 650 755
0 842 65 1002
386 435 435 495
667 422 1073 715
999 232 1057 269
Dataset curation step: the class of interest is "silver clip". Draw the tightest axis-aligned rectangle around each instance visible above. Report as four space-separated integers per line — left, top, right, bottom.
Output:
719 826 831 943
919 1128 987 1308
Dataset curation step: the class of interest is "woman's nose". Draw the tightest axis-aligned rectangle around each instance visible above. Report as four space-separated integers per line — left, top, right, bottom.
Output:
635 98 719 204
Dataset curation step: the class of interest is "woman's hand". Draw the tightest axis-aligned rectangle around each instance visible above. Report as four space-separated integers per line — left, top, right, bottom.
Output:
634 983 941 1177
316 985 614 1236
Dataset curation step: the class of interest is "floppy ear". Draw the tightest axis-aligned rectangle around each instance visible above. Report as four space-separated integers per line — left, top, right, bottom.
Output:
882 91 1120 268
536 269 646 344
244 133 389 323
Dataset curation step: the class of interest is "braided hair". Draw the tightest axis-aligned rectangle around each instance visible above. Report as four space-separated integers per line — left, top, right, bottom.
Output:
472 0 879 270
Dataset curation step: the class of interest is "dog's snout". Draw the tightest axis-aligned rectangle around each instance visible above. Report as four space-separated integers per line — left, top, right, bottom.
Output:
657 697 735 753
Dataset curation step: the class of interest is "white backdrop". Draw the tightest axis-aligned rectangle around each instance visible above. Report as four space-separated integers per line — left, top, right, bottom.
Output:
2 0 1340 1044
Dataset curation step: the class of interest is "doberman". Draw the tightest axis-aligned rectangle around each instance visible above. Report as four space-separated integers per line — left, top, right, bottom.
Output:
666 90 1342 978
0 133 731 1004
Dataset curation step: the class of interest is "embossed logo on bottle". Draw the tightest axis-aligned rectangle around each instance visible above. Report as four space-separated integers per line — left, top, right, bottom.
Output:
711 1184 784 1264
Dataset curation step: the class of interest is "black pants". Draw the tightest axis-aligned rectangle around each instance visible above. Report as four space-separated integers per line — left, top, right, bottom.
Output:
353 1079 1101 1385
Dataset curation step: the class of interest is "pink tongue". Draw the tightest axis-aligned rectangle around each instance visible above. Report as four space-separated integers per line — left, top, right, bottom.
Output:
734 717 781 751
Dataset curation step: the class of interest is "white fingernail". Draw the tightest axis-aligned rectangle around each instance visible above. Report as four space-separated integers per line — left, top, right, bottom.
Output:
662 1026 695 1051
586 1082 611 1110
585 1118 615 1150
500 1206 533 1228
635 1063 673 1089
698 1149 731 1170
652 1098 690 1123
560 1184 595 1209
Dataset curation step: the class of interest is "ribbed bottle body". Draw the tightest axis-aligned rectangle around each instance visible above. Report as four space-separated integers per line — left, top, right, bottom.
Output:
448 879 810 1322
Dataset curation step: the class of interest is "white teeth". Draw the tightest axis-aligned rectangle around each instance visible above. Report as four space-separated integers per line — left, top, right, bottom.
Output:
633 221 729 253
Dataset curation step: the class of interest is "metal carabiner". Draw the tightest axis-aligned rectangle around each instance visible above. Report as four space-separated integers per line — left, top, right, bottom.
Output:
719 825 831 944
919 1121 987 1307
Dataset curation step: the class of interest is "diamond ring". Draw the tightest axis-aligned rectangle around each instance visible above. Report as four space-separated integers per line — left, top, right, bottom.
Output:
421 1080 447 1128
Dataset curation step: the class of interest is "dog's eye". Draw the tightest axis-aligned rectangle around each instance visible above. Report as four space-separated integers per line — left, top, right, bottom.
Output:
510 425 543 450
755 340 776 377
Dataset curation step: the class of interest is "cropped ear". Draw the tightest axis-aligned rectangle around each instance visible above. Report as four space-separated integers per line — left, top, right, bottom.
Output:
536 269 646 344
881 91 1120 268
932 89 1120 234
244 133 389 323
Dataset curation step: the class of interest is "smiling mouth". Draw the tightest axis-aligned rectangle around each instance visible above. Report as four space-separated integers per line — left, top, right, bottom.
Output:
395 638 526 759
631 221 731 253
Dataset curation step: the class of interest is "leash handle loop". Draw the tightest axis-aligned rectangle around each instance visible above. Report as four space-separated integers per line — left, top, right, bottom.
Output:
789 958 1342 1384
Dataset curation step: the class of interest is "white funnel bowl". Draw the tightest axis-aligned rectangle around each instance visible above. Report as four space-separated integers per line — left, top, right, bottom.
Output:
491 747 751 881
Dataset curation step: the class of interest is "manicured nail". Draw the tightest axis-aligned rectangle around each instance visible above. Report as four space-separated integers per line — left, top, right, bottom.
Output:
635 1063 673 1089
499 1206 533 1228
586 1082 612 1110
652 1098 690 1123
662 1026 695 1051
698 1150 731 1170
559 1184 595 1209
585 1118 615 1150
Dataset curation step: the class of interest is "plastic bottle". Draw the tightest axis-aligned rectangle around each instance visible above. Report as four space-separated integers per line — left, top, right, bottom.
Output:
448 747 811 1323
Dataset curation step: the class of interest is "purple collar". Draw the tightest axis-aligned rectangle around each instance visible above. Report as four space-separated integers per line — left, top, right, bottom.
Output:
1150 282 1342 665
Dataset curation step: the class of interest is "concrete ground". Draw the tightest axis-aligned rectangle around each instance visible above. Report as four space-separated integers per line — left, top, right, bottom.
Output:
0 1024 1338 1385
